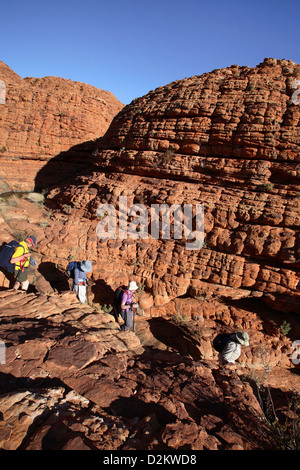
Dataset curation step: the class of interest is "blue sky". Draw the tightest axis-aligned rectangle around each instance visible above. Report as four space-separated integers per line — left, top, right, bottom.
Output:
1 0 299 104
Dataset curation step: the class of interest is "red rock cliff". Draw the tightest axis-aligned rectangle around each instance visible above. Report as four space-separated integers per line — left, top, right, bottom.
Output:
0 59 299 451
0 61 124 192
45 58 299 314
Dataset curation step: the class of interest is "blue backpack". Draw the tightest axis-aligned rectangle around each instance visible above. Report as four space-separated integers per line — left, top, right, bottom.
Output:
66 261 78 278
0 240 24 273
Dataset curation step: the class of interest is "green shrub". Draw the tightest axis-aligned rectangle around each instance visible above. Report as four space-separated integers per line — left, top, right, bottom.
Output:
280 321 291 336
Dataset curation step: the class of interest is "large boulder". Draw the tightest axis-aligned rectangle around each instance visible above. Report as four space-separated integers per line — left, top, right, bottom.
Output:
0 61 124 191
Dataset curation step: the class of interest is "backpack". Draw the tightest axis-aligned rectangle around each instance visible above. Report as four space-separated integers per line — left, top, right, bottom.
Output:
0 240 24 273
66 261 78 278
113 286 129 313
212 333 231 353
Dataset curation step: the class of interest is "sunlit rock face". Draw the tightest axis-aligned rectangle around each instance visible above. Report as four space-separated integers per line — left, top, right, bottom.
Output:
46 58 299 314
0 61 124 192
0 59 299 451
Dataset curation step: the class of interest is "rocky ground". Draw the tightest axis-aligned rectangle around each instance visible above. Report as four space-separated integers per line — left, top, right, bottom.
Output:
0 194 299 451
0 286 299 451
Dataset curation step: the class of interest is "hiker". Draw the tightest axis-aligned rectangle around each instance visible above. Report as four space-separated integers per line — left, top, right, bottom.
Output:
120 281 139 331
219 331 250 365
10 235 38 292
69 260 92 304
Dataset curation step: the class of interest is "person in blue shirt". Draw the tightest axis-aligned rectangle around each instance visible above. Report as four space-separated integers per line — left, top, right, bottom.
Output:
72 260 92 303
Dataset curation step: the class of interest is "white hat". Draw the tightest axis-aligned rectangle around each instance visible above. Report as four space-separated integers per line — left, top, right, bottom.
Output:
128 281 138 291
236 331 249 346
80 260 92 272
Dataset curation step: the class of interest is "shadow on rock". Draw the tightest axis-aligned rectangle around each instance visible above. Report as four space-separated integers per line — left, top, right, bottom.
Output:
0 371 69 395
107 396 177 428
34 140 99 192
0 267 15 290
38 262 70 293
148 317 202 360
91 279 115 305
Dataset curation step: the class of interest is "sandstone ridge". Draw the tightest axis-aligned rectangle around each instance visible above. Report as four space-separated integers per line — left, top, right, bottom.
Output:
0 288 299 450
0 170 298 451
46 58 300 314
0 61 124 192
0 59 299 450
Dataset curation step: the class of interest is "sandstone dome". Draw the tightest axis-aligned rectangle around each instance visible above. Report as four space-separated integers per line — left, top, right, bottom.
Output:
0 59 299 451
46 58 299 314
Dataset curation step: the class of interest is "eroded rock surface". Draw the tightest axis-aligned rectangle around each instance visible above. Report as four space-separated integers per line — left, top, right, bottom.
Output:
42 59 300 314
0 59 299 450
0 61 123 192
2 289 298 450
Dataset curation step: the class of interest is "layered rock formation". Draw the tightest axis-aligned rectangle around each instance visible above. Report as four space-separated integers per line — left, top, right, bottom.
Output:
0 193 297 370
0 58 299 450
45 58 299 314
0 61 123 192
1 289 299 450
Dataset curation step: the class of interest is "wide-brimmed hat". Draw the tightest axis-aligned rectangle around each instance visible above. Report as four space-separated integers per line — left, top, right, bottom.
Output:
27 235 38 248
80 260 92 272
236 331 249 346
128 281 138 291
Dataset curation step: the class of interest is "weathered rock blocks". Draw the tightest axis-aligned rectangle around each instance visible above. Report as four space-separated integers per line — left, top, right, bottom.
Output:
0 290 285 450
0 61 123 192
51 58 297 314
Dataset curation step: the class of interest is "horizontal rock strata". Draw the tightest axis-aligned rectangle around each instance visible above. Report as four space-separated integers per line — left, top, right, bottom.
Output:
44 58 299 313
0 61 123 192
1 290 297 450
0 59 299 450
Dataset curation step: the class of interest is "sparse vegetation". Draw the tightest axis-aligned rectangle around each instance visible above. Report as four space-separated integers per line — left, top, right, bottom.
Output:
99 304 113 314
4 194 19 206
63 204 72 214
160 149 175 166
263 183 274 191
280 320 291 336
96 209 107 220
172 313 190 326
46 209 54 219
132 258 140 268
39 220 50 228
137 282 145 292
261 390 300 450
13 230 28 242
242 361 300 450
163 149 175 159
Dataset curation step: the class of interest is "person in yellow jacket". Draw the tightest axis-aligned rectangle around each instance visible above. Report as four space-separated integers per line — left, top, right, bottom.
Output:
10 235 38 291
